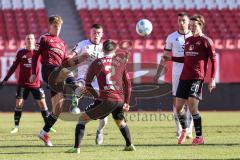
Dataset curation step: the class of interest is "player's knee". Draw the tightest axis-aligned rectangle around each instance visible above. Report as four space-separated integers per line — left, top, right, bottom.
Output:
16 99 24 108
37 100 47 109
176 105 184 113
115 119 126 128
64 76 79 95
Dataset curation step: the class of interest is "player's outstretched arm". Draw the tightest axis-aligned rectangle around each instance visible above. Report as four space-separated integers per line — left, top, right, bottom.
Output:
1 53 21 87
154 51 170 82
61 53 89 68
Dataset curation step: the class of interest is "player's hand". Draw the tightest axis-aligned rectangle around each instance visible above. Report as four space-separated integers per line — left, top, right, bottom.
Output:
0 80 7 89
162 54 171 62
29 74 36 83
208 78 216 93
122 103 130 112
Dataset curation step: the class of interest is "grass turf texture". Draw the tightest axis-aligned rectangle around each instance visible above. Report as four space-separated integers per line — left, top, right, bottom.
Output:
0 111 240 160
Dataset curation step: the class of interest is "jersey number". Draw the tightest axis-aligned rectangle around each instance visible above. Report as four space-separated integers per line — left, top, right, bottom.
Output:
104 65 115 85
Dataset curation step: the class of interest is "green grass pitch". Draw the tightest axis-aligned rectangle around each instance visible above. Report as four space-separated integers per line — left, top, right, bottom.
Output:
0 111 240 160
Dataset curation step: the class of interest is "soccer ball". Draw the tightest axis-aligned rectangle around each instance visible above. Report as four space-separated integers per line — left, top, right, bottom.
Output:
71 107 81 114
136 19 153 37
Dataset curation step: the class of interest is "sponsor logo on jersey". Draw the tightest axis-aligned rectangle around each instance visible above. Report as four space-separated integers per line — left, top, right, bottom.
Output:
23 63 32 68
185 51 199 56
50 47 64 56
189 45 194 51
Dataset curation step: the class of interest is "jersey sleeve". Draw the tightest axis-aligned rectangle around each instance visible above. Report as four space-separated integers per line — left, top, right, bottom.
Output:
72 42 83 55
122 68 132 104
206 38 217 78
164 35 172 51
4 51 21 81
32 37 44 74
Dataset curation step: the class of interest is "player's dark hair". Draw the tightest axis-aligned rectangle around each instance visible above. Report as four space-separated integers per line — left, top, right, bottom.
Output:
91 23 103 29
190 14 205 28
178 12 189 17
103 39 117 52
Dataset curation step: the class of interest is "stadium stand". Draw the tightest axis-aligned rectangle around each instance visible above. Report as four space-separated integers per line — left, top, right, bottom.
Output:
0 0 48 51
75 0 240 49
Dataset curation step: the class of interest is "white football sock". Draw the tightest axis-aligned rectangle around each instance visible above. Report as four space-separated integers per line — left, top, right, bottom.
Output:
97 117 108 132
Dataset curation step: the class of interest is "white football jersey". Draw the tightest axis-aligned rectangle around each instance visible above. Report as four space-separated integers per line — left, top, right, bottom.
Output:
72 39 104 81
165 31 192 76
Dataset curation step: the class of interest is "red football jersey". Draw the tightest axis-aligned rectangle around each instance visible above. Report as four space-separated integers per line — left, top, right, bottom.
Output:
172 35 217 80
32 33 68 74
86 54 131 104
4 49 41 88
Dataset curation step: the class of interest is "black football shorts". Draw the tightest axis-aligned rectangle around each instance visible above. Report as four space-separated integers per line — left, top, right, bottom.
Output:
85 100 125 120
176 79 203 100
16 86 45 100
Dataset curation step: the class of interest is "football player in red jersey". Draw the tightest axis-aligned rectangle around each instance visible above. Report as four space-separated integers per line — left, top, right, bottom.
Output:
30 15 72 146
164 14 217 145
0 34 51 134
66 40 136 153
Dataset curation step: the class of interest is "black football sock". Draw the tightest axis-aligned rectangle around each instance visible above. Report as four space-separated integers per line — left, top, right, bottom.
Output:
14 107 23 127
43 113 58 132
178 112 187 130
74 122 85 148
120 125 132 146
192 114 202 137
41 109 49 124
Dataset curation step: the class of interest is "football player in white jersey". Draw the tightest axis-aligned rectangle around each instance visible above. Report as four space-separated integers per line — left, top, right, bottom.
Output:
69 24 107 145
154 12 193 139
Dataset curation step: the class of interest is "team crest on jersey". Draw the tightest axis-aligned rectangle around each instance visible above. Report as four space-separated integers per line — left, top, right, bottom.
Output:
22 55 27 59
175 38 179 41
49 39 54 43
196 41 201 45
189 45 194 51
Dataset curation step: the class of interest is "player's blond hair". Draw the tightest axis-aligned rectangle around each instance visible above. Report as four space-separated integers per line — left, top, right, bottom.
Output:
48 15 63 25
25 33 35 39
190 14 205 28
